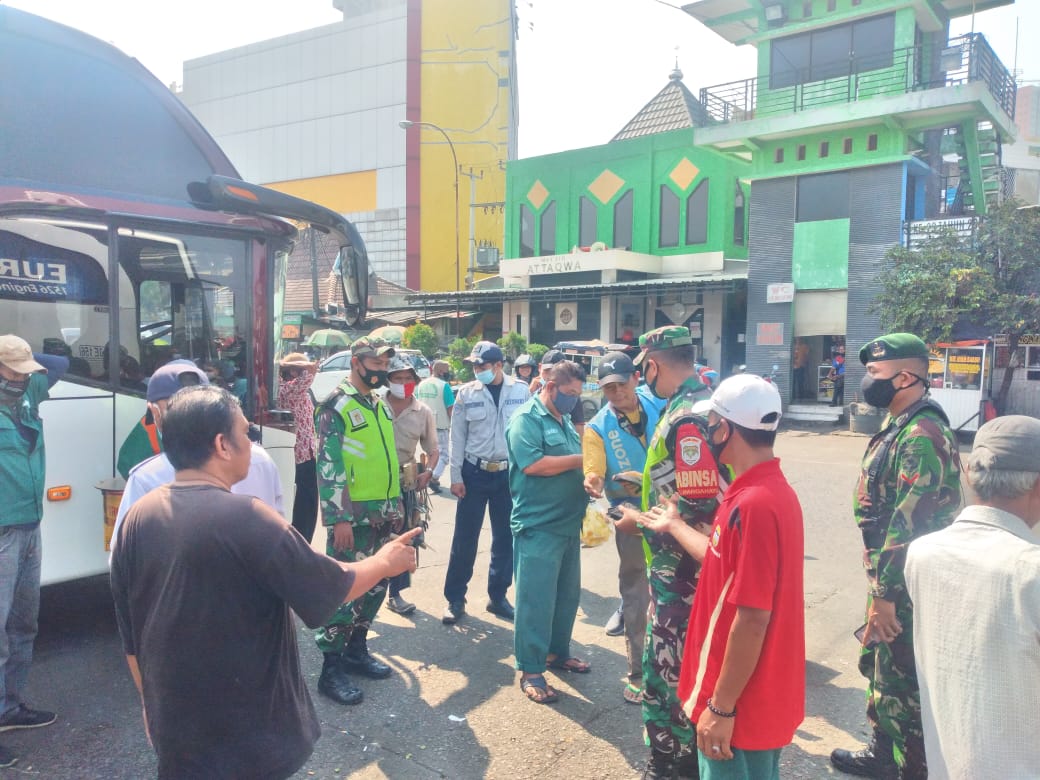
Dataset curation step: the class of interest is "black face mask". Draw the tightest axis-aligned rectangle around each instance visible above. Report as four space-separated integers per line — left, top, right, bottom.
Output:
645 361 667 400
860 372 924 409
356 364 388 389
0 377 29 400
706 419 731 463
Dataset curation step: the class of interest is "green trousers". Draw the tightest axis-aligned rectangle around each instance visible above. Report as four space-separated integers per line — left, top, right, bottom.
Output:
513 527 580 673
314 522 392 653
698 747 781 779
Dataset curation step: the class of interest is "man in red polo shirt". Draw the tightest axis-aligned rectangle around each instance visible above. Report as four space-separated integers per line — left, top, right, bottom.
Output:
640 374 804 779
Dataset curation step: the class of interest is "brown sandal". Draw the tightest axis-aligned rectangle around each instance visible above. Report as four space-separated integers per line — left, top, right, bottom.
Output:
520 674 559 704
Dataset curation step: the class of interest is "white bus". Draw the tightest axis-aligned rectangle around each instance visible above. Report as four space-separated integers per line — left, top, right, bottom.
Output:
0 7 369 583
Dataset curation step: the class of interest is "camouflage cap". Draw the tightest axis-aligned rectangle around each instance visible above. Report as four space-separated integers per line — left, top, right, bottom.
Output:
633 326 693 366
351 336 395 359
858 333 928 365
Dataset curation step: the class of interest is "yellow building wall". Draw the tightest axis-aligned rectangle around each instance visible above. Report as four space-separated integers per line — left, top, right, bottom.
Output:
263 170 378 215
419 1 513 292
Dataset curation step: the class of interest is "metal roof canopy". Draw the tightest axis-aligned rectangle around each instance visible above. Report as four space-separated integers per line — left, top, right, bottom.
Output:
406 274 747 307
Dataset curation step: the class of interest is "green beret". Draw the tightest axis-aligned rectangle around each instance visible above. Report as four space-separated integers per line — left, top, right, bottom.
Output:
350 336 395 358
858 333 929 365
633 326 693 366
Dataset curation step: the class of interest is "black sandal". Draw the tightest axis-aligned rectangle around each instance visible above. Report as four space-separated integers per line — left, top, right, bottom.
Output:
520 674 559 704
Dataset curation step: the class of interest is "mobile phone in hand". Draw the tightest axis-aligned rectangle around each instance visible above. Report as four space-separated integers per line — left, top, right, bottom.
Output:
854 623 880 649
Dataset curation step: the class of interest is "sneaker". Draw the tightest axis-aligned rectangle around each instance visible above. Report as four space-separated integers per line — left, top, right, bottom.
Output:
605 605 625 636
442 601 465 624
387 595 416 615
0 744 16 769
0 704 56 732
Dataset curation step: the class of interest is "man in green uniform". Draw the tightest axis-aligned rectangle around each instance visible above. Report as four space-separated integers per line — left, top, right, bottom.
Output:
505 360 589 704
616 326 720 780
831 333 962 780
313 337 403 707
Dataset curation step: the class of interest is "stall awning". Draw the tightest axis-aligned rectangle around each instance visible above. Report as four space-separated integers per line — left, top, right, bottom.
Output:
369 308 478 325
794 290 847 336
405 273 747 307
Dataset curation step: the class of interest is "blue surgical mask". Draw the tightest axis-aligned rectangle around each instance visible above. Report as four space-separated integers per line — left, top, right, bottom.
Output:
475 369 495 385
553 389 580 415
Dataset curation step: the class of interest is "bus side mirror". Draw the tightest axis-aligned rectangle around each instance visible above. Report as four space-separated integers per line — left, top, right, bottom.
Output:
334 245 368 328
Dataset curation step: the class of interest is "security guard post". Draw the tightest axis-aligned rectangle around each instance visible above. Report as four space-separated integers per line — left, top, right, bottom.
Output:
314 336 402 706
616 326 720 780
830 333 962 780
582 351 662 704
442 341 530 625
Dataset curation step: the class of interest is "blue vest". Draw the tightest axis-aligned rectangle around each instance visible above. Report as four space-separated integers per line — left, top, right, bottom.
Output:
588 393 661 505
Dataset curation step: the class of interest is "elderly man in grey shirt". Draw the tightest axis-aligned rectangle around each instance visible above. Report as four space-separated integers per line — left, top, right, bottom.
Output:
906 415 1040 780
442 341 530 625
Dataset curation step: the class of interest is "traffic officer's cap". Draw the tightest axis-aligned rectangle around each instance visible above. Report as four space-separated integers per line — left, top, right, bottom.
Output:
859 333 929 365
464 341 504 365
633 326 693 366
351 336 395 359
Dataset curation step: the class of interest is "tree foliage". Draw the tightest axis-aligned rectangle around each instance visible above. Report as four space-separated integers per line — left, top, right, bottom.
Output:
497 332 528 360
527 343 550 363
447 336 478 382
874 200 1040 411
401 321 439 359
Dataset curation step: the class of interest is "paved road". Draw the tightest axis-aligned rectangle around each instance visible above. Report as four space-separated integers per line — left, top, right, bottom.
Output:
11 427 879 779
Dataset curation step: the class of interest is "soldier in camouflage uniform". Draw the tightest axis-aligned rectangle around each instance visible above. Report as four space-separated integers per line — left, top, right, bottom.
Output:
831 333 962 780
617 326 720 780
313 337 404 706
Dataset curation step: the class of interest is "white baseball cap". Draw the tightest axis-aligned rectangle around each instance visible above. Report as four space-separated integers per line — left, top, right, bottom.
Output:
708 374 782 431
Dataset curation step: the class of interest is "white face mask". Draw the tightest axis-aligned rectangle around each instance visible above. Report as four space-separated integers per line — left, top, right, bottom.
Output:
388 382 406 399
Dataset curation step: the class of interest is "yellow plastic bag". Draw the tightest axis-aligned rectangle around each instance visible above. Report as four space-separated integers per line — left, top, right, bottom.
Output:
581 502 612 547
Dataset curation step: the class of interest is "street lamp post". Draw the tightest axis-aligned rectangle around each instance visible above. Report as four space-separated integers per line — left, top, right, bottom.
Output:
398 119 462 338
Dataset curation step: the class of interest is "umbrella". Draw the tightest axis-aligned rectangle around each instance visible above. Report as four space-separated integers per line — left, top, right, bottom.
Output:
303 328 352 349
367 325 406 344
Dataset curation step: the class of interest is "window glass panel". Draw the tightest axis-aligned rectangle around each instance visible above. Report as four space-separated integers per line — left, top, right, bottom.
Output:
659 186 679 248
539 201 556 255
734 181 746 246
771 34 811 89
613 191 633 250
853 14 895 72
579 196 597 247
519 204 535 258
796 171 850 222
0 218 113 385
685 179 710 244
811 24 852 81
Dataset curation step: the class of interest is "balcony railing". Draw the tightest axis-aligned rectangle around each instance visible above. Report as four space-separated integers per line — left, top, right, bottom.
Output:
699 33 1016 125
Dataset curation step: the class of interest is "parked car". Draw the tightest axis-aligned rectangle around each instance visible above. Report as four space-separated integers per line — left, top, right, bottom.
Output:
309 349 351 403
309 347 430 404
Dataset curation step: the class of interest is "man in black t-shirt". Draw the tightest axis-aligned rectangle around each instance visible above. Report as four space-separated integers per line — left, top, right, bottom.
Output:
110 386 418 779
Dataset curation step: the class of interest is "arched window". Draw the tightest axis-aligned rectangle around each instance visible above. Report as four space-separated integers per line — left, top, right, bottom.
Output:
579 196 597 247
685 179 709 245
614 190 633 250
519 204 535 258
734 181 746 245
659 186 679 248
540 201 556 255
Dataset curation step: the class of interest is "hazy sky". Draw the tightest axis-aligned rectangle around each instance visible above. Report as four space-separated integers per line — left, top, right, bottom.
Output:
5 0 1036 158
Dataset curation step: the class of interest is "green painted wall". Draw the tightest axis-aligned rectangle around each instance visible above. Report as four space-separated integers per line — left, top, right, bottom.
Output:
754 124 905 178
505 129 750 261
792 219 849 289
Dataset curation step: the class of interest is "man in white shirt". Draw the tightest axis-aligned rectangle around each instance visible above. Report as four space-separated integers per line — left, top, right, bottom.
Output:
905 415 1040 780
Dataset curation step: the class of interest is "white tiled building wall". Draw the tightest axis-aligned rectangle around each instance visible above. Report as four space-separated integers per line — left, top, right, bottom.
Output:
346 207 407 286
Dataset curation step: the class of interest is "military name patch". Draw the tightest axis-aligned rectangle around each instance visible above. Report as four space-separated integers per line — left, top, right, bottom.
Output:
673 422 720 500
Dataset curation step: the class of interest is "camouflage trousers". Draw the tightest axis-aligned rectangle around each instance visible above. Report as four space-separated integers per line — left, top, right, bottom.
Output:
315 522 393 653
641 538 700 756
858 594 927 780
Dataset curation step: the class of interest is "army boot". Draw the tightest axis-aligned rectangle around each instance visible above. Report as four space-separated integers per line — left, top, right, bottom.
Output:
831 730 898 779
341 628 392 679
317 653 363 705
642 748 677 780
